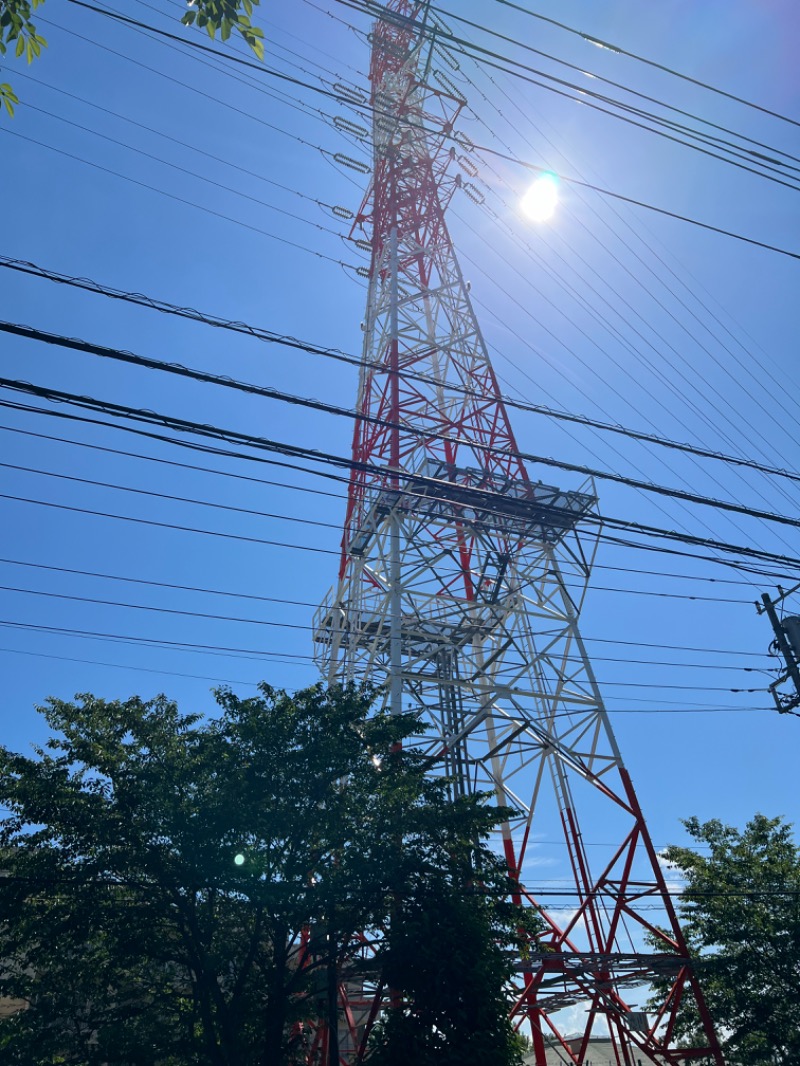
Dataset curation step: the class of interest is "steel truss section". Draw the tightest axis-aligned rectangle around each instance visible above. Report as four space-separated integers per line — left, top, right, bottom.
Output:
314 3 725 1063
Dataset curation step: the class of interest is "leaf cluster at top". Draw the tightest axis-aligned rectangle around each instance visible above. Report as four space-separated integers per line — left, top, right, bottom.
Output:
181 0 264 60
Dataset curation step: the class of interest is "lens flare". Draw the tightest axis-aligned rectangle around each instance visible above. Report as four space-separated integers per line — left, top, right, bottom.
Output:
521 173 559 222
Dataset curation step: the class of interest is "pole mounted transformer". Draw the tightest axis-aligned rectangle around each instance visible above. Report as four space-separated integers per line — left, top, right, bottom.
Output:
758 584 800 715
314 3 724 1062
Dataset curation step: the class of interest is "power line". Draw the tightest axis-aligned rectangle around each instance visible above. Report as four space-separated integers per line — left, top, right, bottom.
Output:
449 75 800 554
7 321 800 536
0 548 757 610
476 139 800 261
336 0 800 192
65 0 361 105
485 0 800 131
21 100 344 240
0 491 339 558
0 557 321 609
0 127 356 271
0 617 768 663
0 640 771 711
458 115 800 493
0 599 767 670
4 376 800 576
65 0 800 259
0 585 766 694
0 423 347 500
61 0 800 533
0 618 315 661
10 66 344 218
430 4 800 171
38 5 367 169
0 460 342 535
5 419 794 594
5 255 799 491
0 645 264 687
0 472 770 605
0 0 797 503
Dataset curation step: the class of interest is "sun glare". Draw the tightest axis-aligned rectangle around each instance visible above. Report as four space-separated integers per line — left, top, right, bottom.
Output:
521 173 559 222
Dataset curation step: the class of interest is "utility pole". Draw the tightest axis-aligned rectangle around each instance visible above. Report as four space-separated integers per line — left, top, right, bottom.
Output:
757 583 800 715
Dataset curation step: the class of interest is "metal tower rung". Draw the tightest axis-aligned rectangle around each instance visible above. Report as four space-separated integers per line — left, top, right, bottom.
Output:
313 608 494 652
406 479 593 543
519 952 688 976
347 461 597 554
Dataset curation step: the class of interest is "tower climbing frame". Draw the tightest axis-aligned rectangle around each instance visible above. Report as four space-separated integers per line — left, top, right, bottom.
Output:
314 4 725 1063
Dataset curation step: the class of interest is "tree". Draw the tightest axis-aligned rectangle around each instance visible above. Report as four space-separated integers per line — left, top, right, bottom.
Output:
0 683 533 1064
0 0 264 116
652 814 800 1065
368 876 532 1066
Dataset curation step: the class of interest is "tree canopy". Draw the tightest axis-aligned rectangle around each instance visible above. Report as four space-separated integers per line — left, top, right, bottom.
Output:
368 879 533 1066
0 683 532 1065
654 814 800 1065
0 0 264 115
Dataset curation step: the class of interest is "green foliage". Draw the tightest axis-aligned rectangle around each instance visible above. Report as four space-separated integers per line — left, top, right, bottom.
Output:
368 877 532 1066
0 0 264 115
0 80 19 115
0 683 536 1064
181 0 265 61
650 814 800 1065
0 0 47 83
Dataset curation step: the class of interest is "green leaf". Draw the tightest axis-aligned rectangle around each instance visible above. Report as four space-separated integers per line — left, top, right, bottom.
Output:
14 34 23 57
181 10 197 26
0 83 18 119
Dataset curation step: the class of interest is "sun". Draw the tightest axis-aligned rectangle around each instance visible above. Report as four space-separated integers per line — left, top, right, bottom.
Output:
521 173 560 222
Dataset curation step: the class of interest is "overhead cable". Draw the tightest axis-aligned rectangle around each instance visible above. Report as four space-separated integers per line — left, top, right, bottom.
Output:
64 0 800 259
336 0 800 191
2 422 792 587
0 585 766 693
432 4 800 169
3 375 800 575
0 617 770 663
485 0 800 131
4 255 798 489
6 321 800 535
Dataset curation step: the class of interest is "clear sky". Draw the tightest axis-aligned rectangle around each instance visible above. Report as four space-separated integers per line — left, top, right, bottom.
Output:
1 0 799 902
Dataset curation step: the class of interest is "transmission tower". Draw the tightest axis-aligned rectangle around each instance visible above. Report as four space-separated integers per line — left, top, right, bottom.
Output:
314 3 724 1062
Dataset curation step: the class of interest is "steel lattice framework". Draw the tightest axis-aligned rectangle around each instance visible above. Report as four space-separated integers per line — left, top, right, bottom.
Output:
313 3 725 1063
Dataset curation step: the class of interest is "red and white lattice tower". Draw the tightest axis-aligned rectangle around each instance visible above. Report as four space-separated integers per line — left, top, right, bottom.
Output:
314 3 724 1063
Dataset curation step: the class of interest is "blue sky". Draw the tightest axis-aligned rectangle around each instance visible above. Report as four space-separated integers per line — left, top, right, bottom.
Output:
1 0 799 886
